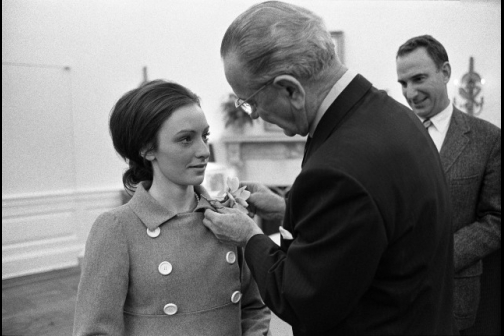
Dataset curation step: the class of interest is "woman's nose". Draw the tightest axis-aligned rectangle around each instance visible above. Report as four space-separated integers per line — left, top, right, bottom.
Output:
196 140 210 159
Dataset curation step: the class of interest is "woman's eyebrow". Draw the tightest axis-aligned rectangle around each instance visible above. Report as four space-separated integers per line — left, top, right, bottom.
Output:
175 125 210 135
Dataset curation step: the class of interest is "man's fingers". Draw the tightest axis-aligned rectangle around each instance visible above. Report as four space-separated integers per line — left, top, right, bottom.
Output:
208 200 225 210
203 210 220 233
203 209 232 243
204 208 230 226
204 209 217 220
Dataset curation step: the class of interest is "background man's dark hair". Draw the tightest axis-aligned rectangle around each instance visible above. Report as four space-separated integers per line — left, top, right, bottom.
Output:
396 35 449 70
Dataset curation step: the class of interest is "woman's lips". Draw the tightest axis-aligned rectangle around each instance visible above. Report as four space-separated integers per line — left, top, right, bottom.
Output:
189 163 207 169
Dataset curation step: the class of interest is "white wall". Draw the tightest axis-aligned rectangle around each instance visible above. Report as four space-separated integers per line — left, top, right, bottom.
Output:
2 0 501 278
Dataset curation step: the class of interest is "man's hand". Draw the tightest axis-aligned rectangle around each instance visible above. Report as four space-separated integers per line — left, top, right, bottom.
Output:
240 182 286 221
203 207 263 248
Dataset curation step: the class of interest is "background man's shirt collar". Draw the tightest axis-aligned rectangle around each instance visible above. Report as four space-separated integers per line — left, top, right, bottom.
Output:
419 102 453 152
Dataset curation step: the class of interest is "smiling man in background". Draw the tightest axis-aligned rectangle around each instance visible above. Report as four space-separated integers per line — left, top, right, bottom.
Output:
396 34 501 335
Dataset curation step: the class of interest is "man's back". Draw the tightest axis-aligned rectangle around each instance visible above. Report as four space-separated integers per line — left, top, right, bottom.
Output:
279 76 456 335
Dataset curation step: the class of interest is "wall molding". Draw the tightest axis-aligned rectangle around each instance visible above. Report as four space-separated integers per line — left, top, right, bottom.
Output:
2 188 123 279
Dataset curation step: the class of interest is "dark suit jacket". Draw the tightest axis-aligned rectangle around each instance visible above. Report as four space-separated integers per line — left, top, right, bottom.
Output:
440 108 501 332
245 75 457 335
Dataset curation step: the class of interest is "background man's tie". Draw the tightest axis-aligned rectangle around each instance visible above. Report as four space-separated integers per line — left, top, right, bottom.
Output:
423 118 432 129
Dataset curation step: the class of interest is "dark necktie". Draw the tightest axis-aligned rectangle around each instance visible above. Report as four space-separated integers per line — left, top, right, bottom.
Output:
423 118 432 129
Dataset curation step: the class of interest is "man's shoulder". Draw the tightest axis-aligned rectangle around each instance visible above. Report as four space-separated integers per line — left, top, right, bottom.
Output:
454 108 501 136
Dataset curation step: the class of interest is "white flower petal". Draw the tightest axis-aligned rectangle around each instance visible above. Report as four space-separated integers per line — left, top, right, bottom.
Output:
239 189 251 200
226 191 236 201
227 177 240 192
236 198 248 207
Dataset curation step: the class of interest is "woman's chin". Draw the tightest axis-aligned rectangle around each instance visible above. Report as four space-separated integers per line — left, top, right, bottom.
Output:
192 175 206 186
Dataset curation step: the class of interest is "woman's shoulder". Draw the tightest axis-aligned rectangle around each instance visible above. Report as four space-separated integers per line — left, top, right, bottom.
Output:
90 203 137 235
98 202 134 220
83 204 137 256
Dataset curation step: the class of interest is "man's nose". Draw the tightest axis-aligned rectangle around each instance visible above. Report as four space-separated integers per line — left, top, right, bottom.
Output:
404 84 418 100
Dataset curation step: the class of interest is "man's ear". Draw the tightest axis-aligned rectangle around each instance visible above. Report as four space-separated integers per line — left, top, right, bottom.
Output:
272 75 305 109
441 61 451 84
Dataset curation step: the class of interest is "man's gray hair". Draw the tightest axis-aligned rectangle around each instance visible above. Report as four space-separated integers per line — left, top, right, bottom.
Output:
221 1 337 87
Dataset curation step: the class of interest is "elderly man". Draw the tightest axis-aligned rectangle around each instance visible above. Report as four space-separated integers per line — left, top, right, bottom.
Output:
396 35 501 335
204 2 457 335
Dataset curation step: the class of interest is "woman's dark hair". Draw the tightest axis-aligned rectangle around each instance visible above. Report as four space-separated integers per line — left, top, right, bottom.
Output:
109 80 201 194
396 35 449 70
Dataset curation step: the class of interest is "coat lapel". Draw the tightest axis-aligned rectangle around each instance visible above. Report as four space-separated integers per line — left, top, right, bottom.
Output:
302 74 372 167
440 108 471 173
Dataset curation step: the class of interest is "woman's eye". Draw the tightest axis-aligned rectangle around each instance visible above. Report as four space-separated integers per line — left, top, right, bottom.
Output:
180 136 192 144
203 132 210 143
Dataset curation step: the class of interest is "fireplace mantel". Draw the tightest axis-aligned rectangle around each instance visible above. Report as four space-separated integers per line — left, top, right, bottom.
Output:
222 134 306 186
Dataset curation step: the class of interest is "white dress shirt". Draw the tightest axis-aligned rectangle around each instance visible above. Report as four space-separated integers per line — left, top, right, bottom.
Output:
420 103 453 152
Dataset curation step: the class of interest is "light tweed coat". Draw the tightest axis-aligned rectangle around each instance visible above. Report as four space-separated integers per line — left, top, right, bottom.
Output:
73 182 271 336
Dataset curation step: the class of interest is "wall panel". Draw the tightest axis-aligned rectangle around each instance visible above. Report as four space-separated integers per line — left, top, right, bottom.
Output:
2 189 122 279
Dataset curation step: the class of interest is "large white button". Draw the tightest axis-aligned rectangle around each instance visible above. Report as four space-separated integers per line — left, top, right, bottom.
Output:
158 261 172 275
231 291 242 304
226 251 236 264
147 227 160 238
163 303 178 315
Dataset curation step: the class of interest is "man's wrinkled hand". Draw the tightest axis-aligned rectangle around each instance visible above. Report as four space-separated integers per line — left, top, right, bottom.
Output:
203 207 263 248
240 181 286 221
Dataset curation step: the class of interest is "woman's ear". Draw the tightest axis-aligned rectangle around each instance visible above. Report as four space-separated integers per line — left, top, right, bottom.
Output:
272 75 305 109
141 146 156 161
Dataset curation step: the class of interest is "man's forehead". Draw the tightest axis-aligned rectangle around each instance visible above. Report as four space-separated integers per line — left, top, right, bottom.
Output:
224 53 253 92
398 48 435 67
397 51 435 77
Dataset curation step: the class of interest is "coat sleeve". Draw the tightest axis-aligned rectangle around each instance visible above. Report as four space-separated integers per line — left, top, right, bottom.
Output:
238 247 272 336
454 132 501 272
73 212 129 336
245 167 388 333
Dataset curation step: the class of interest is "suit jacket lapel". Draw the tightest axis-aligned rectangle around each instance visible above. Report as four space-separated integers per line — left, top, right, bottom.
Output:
302 74 372 167
440 108 471 173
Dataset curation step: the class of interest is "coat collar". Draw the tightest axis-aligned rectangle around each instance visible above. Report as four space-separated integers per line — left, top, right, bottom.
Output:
127 181 216 230
303 74 372 167
439 107 471 172
309 69 359 137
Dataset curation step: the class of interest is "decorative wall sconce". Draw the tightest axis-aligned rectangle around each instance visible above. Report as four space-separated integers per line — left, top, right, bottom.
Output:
454 57 484 116
139 66 148 86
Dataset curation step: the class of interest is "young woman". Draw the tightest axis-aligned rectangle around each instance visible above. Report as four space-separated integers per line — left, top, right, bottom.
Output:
73 80 271 335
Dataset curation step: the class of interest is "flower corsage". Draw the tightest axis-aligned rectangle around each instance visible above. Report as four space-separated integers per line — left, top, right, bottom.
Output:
214 177 251 214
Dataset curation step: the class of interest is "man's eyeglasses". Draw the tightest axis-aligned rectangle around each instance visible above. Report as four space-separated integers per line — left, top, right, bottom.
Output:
234 79 275 115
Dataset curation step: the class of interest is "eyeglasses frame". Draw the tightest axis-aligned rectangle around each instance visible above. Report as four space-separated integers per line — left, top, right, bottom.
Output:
234 78 276 115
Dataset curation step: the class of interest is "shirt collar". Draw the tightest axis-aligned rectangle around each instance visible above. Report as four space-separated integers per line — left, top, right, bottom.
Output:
420 102 453 133
127 181 215 230
309 69 358 137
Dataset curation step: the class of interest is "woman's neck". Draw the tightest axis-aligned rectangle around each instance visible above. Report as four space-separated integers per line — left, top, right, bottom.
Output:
148 179 197 214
